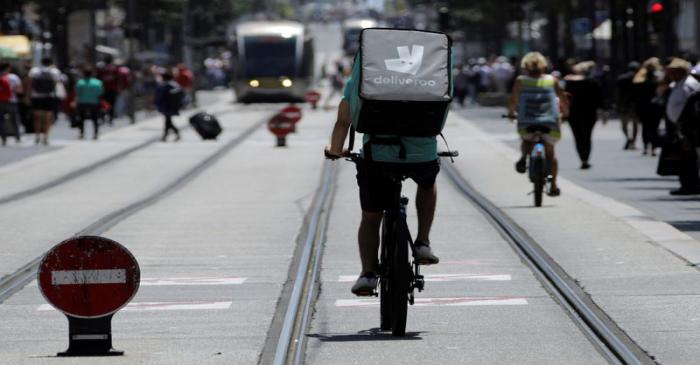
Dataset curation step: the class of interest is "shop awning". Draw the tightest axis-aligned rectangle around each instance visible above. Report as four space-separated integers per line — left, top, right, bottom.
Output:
0 35 31 58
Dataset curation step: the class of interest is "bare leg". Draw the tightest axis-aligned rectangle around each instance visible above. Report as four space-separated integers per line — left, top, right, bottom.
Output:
416 185 437 242
545 143 558 187
33 111 42 143
358 211 382 274
520 140 535 159
43 112 54 144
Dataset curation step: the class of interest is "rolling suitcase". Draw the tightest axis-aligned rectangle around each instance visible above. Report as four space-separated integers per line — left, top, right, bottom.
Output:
189 112 222 140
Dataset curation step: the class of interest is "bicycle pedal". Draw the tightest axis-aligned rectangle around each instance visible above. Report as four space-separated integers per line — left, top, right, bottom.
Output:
353 289 378 297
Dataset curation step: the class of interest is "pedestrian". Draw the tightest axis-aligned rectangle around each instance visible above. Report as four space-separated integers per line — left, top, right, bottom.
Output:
453 65 468 107
154 70 182 142
632 57 664 156
28 57 62 145
74 67 104 140
98 56 119 124
0 62 23 146
564 61 604 169
176 63 196 108
616 61 641 150
664 58 700 195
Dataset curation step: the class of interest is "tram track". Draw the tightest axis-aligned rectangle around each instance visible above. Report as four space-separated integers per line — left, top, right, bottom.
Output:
441 162 656 365
260 160 338 365
0 109 271 305
0 105 241 206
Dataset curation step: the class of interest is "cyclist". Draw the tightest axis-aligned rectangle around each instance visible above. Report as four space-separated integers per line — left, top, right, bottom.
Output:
325 57 443 296
508 52 569 196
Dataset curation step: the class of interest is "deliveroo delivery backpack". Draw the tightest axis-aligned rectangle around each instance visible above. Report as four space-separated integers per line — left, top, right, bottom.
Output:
353 28 453 137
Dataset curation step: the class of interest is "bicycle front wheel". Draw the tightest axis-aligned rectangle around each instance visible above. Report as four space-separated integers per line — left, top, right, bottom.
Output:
379 219 393 331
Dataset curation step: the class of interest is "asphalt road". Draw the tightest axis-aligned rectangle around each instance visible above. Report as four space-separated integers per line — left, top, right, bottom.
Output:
1 23 700 365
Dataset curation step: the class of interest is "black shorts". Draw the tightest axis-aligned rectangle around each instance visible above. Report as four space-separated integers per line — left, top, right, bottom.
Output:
355 159 440 212
31 97 56 112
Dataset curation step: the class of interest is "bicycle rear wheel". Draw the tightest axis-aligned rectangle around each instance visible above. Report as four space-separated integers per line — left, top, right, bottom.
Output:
532 157 544 207
390 222 410 336
379 219 393 331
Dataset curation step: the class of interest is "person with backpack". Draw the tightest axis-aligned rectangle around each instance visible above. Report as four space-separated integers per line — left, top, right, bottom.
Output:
508 52 569 195
0 62 23 146
28 57 62 145
74 68 104 140
154 70 183 142
324 29 450 295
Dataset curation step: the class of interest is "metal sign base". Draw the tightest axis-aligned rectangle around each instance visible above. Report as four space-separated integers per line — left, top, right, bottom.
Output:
276 137 287 147
57 314 123 357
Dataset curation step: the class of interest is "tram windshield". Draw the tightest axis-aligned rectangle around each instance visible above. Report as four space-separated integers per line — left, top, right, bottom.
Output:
243 36 297 78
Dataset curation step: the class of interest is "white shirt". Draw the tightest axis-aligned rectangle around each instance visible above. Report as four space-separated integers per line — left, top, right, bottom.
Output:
28 66 61 98
666 75 700 123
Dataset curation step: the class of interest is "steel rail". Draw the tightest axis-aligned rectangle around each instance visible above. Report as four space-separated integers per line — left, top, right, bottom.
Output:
0 113 267 305
0 106 240 206
272 161 337 365
441 162 655 365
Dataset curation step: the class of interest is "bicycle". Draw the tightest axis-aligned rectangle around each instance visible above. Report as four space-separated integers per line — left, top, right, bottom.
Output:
326 150 458 336
504 115 552 207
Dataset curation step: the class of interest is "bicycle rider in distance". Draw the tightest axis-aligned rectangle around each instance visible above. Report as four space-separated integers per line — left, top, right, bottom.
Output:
324 56 443 296
508 52 569 197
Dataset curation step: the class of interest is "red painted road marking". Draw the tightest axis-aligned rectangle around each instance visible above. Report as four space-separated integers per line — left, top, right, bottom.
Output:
335 297 528 308
39 301 232 312
337 274 511 282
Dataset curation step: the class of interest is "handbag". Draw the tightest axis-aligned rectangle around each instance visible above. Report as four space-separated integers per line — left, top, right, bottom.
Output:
657 137 684 176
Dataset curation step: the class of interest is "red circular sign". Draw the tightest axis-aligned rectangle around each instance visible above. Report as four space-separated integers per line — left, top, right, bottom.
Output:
280 105 302 124
305 91 321 103
38 236 140 318
268 114 295 137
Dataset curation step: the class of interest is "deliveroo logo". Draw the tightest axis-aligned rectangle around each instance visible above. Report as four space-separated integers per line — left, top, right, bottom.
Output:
385 45 424 75
374 44 437 88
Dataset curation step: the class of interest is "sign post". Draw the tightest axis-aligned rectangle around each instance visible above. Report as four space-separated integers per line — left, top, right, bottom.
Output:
38 236 140 356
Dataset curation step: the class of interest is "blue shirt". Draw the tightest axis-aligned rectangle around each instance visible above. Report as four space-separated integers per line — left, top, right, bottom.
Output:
342 59 438 163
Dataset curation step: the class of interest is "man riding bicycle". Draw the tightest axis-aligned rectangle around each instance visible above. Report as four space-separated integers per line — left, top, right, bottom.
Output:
508 52 569 196
325 56 443 296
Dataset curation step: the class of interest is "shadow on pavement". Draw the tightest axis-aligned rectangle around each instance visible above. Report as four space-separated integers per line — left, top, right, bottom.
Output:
668 221 700 232
307 328 424 342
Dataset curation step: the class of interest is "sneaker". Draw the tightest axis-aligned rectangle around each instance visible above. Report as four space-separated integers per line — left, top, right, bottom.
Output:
414 241 439 265
547 186 561 197
351 272 378 296
515 157 526 174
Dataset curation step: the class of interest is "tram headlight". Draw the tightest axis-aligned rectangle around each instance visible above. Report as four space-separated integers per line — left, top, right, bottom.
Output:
281 79 293 88
249 79 260 88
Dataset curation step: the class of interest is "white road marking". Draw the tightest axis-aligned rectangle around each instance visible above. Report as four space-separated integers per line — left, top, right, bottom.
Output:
337 274 511 282
335 297 528 307
51 269 126 285
30 276 248 287
38 301 232 312
140 277 247 286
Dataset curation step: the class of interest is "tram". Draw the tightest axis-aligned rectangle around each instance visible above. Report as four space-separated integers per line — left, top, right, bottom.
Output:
342 18 378 56
231 21 314 103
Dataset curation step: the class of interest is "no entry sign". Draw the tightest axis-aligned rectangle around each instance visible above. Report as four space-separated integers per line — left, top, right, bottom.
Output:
38 236 140 319
280 105 302 124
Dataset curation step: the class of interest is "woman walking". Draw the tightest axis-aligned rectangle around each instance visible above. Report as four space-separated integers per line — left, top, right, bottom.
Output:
154 70 182 142
632 58 664 156
564 61 604 169
74 68 104 140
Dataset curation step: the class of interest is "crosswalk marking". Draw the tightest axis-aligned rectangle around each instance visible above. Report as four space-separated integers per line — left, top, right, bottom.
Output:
38 301 232 312
337 274 511 283
335 297 527 308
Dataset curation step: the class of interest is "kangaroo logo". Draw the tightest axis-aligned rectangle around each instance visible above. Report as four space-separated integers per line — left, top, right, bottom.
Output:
385 45 424 76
